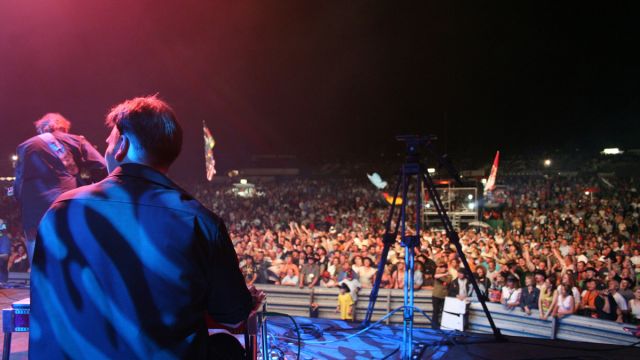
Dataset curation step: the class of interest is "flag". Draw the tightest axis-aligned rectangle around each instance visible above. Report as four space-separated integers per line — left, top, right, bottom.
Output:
367 172 388 189
203 121 216 181
382 192 403 206
484 151 500 194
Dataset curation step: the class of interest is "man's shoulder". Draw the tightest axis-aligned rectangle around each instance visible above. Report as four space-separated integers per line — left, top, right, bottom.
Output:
51 176 222 222
17 135 44 150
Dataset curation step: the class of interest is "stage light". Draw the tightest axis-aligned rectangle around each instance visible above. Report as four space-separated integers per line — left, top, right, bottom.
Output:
11 154 17 161
426 203 431 208
240 179 248 185
427 168 436 174
543 159 551 167
468 202 475 210
585 191 590 196
467 194 473 200
481 178 487 185
601 148 623 155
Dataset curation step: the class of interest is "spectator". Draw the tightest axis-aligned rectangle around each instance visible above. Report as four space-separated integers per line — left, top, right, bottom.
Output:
620 278 635 302
254 251 274 284
533 270 546 291
8 243 29 272
448 267 472 301
489 273 506 303
629 287 640 324
392 261 406 289
555 285 575 319
474 265 490 299
595 283 619 322
520 275 540 315
539 277 557 320
501 276 521 310
431 260 451 329
561 272 582 313
280 255 299 279
358 257 377 289
608 280 628 322
339 270 361 302
335 262 350 282
327 257 340 278
336 283 354 321
281 268 298 286
380 264 393 289
0 221 11 282
299 255 321 288
242 255 258 286
580 278 599 317
319 271 337 288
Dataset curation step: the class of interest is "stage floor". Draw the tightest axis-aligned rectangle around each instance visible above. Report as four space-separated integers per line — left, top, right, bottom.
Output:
264 315 640 360
2 286 638 359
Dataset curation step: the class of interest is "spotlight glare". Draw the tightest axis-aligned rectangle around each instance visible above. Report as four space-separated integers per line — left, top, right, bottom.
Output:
601 148 623 155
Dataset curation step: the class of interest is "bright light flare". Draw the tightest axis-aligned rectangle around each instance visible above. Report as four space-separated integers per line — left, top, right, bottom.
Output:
601 148 623 155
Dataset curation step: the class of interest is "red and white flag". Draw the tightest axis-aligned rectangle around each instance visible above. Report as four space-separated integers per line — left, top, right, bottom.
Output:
484 151 500 194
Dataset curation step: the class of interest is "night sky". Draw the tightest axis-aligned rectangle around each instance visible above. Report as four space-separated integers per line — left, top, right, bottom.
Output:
1 1 639 179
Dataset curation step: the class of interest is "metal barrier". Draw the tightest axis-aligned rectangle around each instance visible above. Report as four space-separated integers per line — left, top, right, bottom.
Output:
257 285 640 346
467 301 638 346
7 272 29 286
256 284 432 325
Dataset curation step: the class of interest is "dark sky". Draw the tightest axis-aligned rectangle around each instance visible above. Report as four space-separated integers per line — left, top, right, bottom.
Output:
1 1 639 179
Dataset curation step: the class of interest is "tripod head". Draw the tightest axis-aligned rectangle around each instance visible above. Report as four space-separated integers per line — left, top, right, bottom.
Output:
395 135 437 161
396 134 463 186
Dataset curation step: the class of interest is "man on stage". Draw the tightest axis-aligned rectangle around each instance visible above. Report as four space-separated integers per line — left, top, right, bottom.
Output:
30 96 259 359
14 113 107 263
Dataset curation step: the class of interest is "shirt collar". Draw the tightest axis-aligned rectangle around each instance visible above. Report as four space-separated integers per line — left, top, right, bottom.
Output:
109 163 182 191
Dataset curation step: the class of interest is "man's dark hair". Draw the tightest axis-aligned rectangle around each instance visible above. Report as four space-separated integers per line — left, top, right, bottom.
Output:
34 113 71 134
106 95 182 167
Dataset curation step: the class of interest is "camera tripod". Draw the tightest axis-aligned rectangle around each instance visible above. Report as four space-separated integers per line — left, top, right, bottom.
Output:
362 135 502 359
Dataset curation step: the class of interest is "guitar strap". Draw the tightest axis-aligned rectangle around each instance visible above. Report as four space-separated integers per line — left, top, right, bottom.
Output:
39 133 79 176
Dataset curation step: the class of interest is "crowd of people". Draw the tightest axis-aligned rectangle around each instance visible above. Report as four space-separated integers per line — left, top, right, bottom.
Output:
0 187 30 276
192 174 640 325
2 171 640 325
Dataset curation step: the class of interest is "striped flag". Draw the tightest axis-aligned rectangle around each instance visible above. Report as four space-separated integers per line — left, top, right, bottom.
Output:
203 121 216 181
484 151 500 194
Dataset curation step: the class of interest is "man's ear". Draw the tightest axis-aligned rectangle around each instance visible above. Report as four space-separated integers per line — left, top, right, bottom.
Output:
114 135 130 162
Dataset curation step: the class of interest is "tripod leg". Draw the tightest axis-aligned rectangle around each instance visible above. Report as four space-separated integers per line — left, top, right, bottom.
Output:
362 171 403 326
422 172 503 341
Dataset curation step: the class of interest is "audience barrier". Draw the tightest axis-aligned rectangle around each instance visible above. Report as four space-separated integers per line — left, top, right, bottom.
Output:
256 285 639 346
